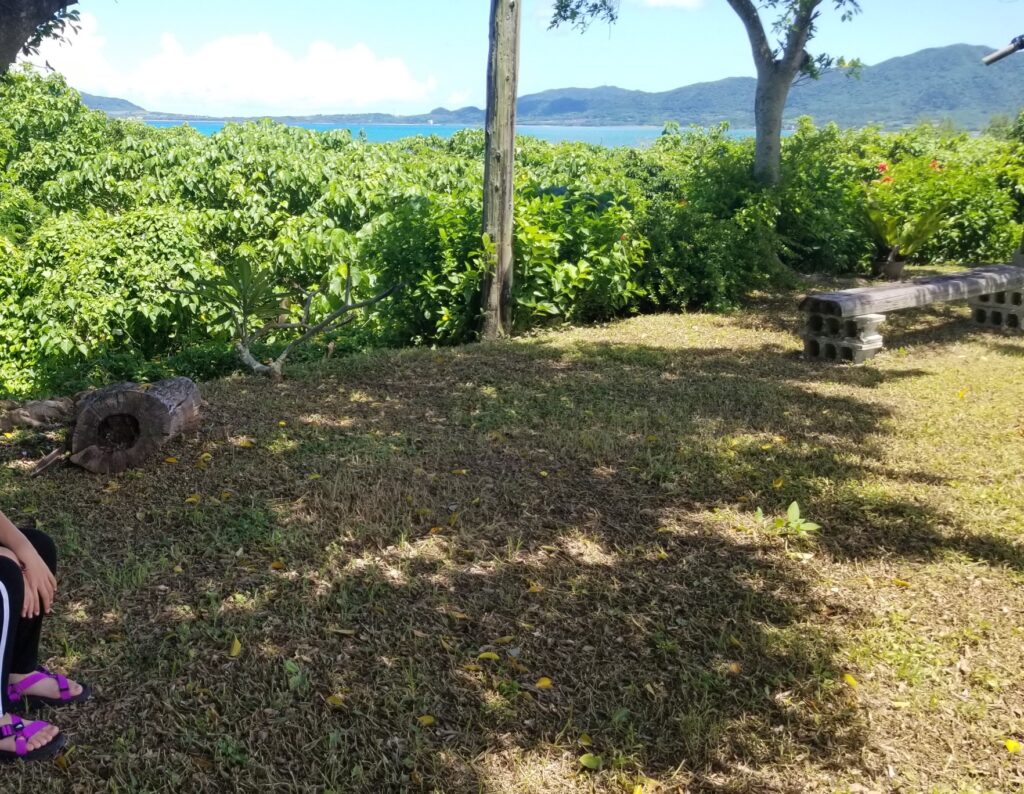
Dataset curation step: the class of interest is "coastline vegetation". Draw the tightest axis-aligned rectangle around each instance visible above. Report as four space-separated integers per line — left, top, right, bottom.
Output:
0 70 1021 395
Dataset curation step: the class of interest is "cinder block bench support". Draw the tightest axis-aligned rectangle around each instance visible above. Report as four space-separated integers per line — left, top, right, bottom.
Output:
802 313 885 363
970 288 1024 330
800 265 1024 363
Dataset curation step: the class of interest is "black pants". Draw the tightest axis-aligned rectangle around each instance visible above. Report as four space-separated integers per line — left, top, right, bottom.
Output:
0 528 57 715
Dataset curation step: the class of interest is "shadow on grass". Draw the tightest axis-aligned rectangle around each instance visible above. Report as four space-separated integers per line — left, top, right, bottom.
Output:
2 335 1014 791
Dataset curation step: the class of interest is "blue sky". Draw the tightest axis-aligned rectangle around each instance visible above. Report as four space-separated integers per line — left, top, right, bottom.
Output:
32 0 1022 116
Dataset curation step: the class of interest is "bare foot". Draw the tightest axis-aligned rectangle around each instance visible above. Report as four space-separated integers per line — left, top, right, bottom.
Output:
0 713 59 754
8 671 84 700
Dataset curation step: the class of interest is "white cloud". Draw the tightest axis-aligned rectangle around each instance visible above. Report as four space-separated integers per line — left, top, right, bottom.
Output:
27 13 439 116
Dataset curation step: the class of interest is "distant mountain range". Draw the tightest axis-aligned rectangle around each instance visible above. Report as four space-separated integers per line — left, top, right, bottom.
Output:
81 44 1024 130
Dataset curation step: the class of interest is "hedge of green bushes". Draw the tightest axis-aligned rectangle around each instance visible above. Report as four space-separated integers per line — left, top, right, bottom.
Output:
0 71 1021 395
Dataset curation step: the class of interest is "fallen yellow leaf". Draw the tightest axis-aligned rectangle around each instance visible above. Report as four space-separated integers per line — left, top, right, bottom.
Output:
726 662 742 676
271 560 286 571
306 473 321 480
228 637 242 658
644 434 658 443
477 652 500 662
579 753 603 770
451 468 469 475
538 470 549 478
184 494 201 505
172 564 184 574
198 452 212 463
164 457 179 464
220 490 234 500
893 578 911 588
535 677 553 690
772 476 785 490
527 582 544 593
1006 738 1022 754
578 733 592 746
462 663 482 672
325 693 346 709
493 636 515 645
104 481 121 493
417 715 436 727
843 673 859 689
278 421 287 427
237 438 255 448
450 611 470 621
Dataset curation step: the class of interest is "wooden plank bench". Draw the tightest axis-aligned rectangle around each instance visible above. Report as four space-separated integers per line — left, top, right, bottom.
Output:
799 264 1024 363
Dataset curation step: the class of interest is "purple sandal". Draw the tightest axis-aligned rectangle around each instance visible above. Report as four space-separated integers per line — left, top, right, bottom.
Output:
7 667 91 708
0 714 65 762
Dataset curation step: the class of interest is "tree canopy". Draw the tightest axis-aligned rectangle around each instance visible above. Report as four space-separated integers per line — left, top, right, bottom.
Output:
550 0 861 184
0 0 79 73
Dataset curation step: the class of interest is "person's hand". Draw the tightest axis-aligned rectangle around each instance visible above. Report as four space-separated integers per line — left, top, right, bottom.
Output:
19 548 55 619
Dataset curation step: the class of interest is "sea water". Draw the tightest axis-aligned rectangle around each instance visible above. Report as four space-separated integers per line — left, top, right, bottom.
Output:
144 120 756 148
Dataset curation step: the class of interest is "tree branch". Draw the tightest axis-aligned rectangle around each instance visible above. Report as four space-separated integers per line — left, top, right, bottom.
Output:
779 0 822 74
724 0 775 72
252 282 403 379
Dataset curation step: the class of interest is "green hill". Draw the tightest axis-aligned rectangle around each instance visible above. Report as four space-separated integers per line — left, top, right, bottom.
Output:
79 43 1024 129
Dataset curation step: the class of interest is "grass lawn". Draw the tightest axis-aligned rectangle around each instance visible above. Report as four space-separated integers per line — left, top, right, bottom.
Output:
3 285 1023 792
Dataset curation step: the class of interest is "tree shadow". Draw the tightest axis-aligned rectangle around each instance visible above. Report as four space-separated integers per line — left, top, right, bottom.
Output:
4 335 1016 791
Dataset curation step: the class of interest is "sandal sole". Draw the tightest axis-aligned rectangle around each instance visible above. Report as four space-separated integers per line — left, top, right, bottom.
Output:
0 731 66 763
20 684 92 709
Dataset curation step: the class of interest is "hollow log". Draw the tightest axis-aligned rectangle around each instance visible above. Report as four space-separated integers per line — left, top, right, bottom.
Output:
70 377 201 475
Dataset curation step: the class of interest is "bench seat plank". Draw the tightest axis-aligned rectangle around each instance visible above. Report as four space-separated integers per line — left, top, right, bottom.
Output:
800 265 1024 317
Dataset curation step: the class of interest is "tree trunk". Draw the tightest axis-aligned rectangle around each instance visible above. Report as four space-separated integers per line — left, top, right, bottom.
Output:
481 0 521 339
0 1 74 73
70 377 201 474
752 71 789 186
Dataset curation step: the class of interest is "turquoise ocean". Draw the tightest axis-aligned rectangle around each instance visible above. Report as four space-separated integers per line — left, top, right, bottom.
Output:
145 121 755 148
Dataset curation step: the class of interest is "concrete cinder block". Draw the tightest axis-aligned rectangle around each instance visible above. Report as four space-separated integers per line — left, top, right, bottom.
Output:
970 304 1024 331
802 311 887 363
802 333 884 364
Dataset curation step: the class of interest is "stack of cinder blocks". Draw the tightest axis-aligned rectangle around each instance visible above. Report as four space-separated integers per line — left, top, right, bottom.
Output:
801 312 885 364
970 289 1024 331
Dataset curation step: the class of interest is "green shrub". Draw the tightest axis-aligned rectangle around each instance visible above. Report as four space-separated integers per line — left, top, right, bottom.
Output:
1 71 1022 395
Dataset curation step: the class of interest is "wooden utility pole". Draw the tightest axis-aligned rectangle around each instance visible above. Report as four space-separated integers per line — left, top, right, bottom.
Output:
481 0 521 339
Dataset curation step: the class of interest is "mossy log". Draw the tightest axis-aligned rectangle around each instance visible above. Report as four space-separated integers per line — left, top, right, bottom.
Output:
70 377 201 474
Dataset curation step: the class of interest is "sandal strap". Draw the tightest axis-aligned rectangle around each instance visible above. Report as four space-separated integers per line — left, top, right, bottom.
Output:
12 717 51 757
0 715 50 757
0 717 25 739
7 667 73 701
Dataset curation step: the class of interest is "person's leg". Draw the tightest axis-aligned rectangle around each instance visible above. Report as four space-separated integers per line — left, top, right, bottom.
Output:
0 556 24 716
0 555 60 756
9 527 56 673
4 528 85 704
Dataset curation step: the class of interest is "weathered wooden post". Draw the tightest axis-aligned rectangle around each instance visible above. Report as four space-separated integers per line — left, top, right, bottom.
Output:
481 0 521 339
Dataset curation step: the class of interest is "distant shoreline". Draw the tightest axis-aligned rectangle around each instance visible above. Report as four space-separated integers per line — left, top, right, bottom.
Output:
133 117 665 130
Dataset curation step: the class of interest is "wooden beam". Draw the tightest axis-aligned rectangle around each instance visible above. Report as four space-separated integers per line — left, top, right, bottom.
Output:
800 265 1024 317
